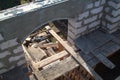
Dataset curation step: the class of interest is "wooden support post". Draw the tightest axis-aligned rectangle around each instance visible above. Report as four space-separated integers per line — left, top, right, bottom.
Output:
45 26 103 80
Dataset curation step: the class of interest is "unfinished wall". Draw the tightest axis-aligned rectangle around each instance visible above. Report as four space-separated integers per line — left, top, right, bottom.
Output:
102 0 120 33
68 0 106 44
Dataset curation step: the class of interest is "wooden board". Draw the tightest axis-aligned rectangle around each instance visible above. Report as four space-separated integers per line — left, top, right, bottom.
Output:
41 57 79 80
45 26 103 80
92 50 115 69
27 46 47 62
34 50 69 68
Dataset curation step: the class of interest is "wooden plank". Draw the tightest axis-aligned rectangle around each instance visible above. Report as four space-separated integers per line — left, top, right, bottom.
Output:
41 57 79 80
92 50 115 69
39 42 58 48
34 71 46 80
27 46 47 61
34 50 69 68
45 26 103 80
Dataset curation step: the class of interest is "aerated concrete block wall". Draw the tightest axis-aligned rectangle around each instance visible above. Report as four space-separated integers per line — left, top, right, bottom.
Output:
0 36 26 74
102 0 120 33
68 0 106 44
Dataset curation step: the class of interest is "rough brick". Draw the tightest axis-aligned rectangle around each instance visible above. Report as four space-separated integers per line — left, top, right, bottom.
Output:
84 15 98 24
95 0 100 7
0 69 7 74
0 63 4 68
112 9 120 17
0 51 11 59
0 34 4 41
91 6 103 14
9 54 24 63
0 38 18 50
89 20 100 28
86 3 94 9
101 0 106 5
13 46 23 54
17 59 26 66
78 11 89 20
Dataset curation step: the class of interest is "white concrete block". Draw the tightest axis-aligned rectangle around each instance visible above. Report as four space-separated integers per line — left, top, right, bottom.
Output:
0 34 4 41
107 23 119 30
84 15 98 24
67 36 74 45
0 69 7 74
105 7 110 13
0 63 4 68
101 0 106 5
68 30 75 39
102 21 106 26
17 59 26 66
78 11 89 20
9 54 24 63
106 15 120 23
13 46 23 54
0 38 18 50
91 6 103 14
68 19 82 28
108 1 117 9
95 0 100 7
112 9 120 17
77 26 87 34
0 51 11 59
86 3 94 9
99 13 103 18
89 20 100 28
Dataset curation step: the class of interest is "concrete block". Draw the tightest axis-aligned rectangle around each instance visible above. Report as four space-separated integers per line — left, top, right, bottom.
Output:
78 11 89 20
9 54 24 63
91 6 103 14
13 46 23 54
68 30 75 39
67 36 74 45
95 0 100 7
89 20 100 28
77 26 87 34
0 34 4 42
0 38 18 50
105 7 110 13
112 9 120 17
0 69 7 74
84 15 98 24
0 63 4 68
86 3 94 9
108 1 117 9
99 13 103 18
0 51 11 59
106 15 120 23
68 19 82 28
101 0 106 5
17 59 26 66
102 21 106 26
107 23 119 30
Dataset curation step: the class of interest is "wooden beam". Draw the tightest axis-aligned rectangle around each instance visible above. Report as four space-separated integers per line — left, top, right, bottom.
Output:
45 26 103 80
39 42 58 48
34 50 69 68
92 50 115 69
